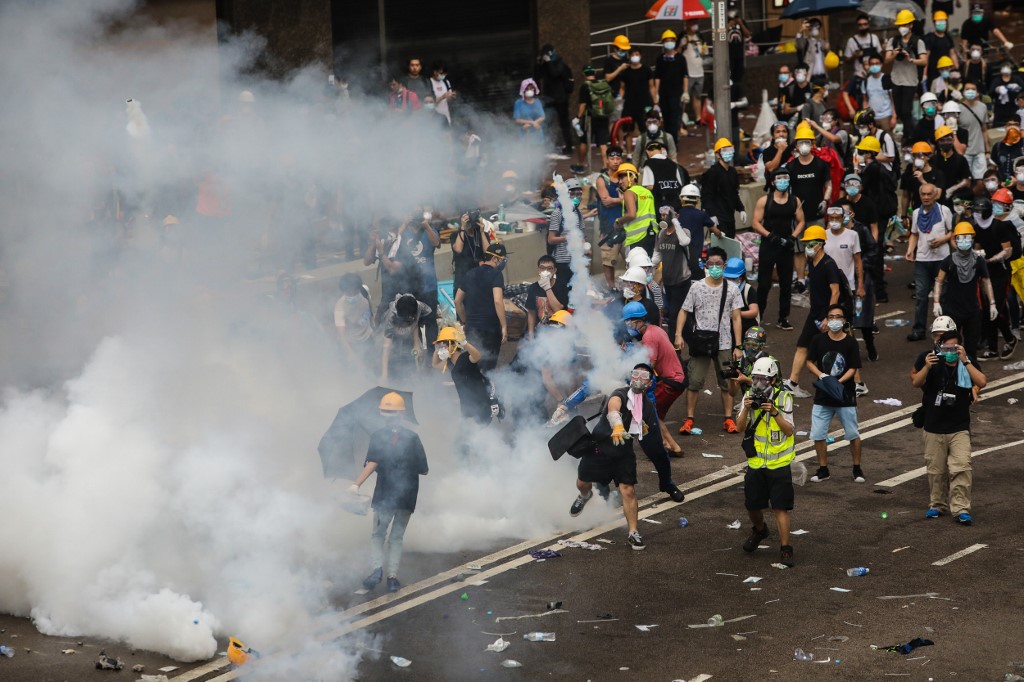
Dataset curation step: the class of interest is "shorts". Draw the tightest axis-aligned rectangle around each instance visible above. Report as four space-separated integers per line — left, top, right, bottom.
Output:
584 117 611 146
796 314 824 348
577 443 638 486
654 379 684 419
687 77 704 101
744 465 795 511
601 241 623 268
686 349 731 391
965 153 987 180
810 404 860 441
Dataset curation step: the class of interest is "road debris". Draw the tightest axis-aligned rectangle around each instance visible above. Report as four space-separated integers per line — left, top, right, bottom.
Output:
132 664 145 673
728 520 742 529
873 398 902 406
529 550 561 559
794 647 816 661
701 453 723 458
892 546 911 553
390 656 412 667
876 592 950 600
523 632 556 642
790 529 809 535
770 563 789 570
96 652 124 670
485 638 509 653
743 576 762 583
500 660 522 668
557 539 604 550
881 637 934 654
0 646 13 658
830 587 852 593
496 610 568 623
62 648 77 655
137 676 169 682
828 636 849 642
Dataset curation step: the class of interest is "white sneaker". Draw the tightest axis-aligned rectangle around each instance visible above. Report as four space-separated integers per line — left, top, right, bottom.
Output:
855 382 869 397
783 380 811 399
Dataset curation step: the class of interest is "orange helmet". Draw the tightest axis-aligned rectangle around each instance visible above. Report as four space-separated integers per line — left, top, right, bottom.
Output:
911 141 933 155
991 187 1014 205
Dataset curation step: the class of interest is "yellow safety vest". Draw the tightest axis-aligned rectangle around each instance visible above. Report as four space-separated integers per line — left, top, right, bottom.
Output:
746 389 795 470
623 185 657 247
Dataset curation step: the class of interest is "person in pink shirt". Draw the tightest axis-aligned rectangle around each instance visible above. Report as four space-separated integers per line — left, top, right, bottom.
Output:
623 302 686 454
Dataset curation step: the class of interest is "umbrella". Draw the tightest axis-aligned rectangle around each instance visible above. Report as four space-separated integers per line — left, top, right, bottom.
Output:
317 387 419 479
858 0 923 20
547 414 600 461
780 0 861 20
646 0 710 21
811 375 847 403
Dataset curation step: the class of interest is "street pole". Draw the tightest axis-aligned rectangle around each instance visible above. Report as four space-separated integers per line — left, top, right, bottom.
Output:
712 0 732 143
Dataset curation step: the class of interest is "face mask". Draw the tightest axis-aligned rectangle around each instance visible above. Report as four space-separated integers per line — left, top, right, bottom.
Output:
985 180 998 191
846 185 860 197
857 126 870 137
805 245 818 258
630 55 641 64
936 21 947 32
898 26 910 36
572 196 581 206
707 265 725 279
971 13 982 23
956 236 974 251
811 28 820 37
751 378 772 394
938 139 954 151
775 179 790 192
647 123 659 134
525 89 536 98
868 64 882 75
721 150 735 163
827 319 844 332
778 73 790 83
965 89 977 99
955 204 965 215
629 379 648 393
1002 67 1013 77
437 73 446 80
422 211 432 221
496 259 507 272
940 70 950 79
797 142 811 156
973 211 986 222
945 116 958 128
344 295 362 305
993 204 1007 217
924 105 936 116
690 24 699 33
843 213 851 225
436 346 451 361
942 351 960 363
821 118 834 129
795 72 807 83
970 50 981 60
623 285 637 298
914 158 925 169
646 272 654 284
829 220 843 231
1017 171 1024 182
617 50 626 58
627 327 641 339
664 41 676 50
425 103 436 111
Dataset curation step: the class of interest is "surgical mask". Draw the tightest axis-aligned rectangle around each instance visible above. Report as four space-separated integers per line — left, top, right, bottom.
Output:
970 50 981 60
857 125 870 135
525 89 536 98
936 21 947 32
945 116 958 127
797 142 811 156
721 149 735 163
664 41 676 50
971 13 982 23
869 64 882 75
422 211 432 221
914 158 925 169
811 27 820 37
956 236 974 251
629 379 648 393
617 50 626 58
775 179 790 192
924 105 936 116
436 346 451 361
942 351 959 363
827 319 844 332
627 327 641 339
623 285 637 298
940 70 950 79
1002 67 1013 76
630 55 641 64
425 103 436 111
572 196 581 206
795 71 807 83
707 265 724 279
828 220 843 231
985 180 998 191
805 244 818 258
993 204 1007 217
779 73 790 83
1017 170 1024 182
965 89 977 99
821 117 834 128
843 213 851 225
898 26 910 36
846 185 860 197
647 123 659 134
955 204 965 215
496 259 507 272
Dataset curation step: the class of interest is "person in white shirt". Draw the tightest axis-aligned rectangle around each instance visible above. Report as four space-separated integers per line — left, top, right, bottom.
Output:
429 61 456 126
905 183 954 341
844 15 882 78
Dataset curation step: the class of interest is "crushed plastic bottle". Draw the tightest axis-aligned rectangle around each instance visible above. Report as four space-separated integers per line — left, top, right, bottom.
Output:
855 297 863 317
390 656 412 668
501 660 523 668
794 647 815 661
1003 361 1024 371
523 632 556 642
707 614 724 627
0 646 14 658
846 567 870 577
884 319 911 327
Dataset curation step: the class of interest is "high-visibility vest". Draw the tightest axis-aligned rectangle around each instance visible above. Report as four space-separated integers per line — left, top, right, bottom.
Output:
746 389 795 470
623 185 657 247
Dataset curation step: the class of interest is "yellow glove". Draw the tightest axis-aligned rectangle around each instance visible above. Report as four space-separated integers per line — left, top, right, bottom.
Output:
612 423 629 446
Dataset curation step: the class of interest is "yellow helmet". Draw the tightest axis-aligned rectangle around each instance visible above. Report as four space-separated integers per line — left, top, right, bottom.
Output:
548 309 573 326
933 10 948 21
228 638 252 666
856 136 881 153
435 326 459 344
613 35 631 50
614 162 639 178
794 125 815 141
934 125 954 141
661 29 677 41
713 137 734 152
379 392 405 412
824 51 840 70
801 225 827 242
953 222 976 237
895 9 916 25
936 56 954 69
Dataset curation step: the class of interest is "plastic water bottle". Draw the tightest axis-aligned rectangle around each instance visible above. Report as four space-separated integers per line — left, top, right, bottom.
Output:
707 614 724 627
0 646 14 658
885 319 911 327
678 517 689 528
497 203 505 224
523 632 556 642
793 647 815 661
846 567 870 577
854 297 863 317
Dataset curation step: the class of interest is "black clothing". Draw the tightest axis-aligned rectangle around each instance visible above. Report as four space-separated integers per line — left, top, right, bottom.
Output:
909 116 940 145
458 263 504 331
645 156 687 212
930 152 972 206
808 254 844 319
959 16 995 48
757 192 799 322
602 54 628 94
914 356 974 434
621 66 654 122
939 253 989 318
808 333 862 407
786 156 830 222
700 162 743 234
451 229 486 292
901 166 946 211
366 426 429 512
762 192 798 237
744 465 795 511
451 352 493 423
923 32 955 78
677 206 716 279
654 52 685 142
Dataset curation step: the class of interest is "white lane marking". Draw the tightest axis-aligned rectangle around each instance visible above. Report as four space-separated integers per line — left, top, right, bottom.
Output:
874 309 907 320
688 675 714 682
876 439 1024 487
932 543 988 566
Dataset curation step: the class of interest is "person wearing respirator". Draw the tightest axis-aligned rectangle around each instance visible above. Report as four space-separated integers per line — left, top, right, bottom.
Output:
525 255 566 339
958 3 1013 69
431 326 494 425
822 206 870 398
975 189 1019 361
932 222 996 362
632 110 676 167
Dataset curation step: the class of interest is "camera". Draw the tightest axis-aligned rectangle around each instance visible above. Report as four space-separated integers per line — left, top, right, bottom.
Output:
749 388 772 405
895 50 907 61
468 209 481 225
719 361 740 380
935 392 957 407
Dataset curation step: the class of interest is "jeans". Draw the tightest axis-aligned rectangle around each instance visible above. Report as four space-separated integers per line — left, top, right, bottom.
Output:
370 508 413 578
913 260 942 335
757 239 794 321
810 404 860 441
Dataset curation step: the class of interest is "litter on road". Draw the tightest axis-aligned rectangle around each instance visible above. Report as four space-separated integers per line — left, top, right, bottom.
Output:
770 563 789 570
635 624 659 632
496 610 568 623
529 550 561 559
485 637 509 653
96 652 124 671
881 637 934 654
743 576 762 583
790 529 809 535
500 660 522 668
701 453 723 458
873 398 902 406
727 520 742 529
642 518 663 524
390 656 412 667
523 632 556 642
557 539 604 550
830 587 852 592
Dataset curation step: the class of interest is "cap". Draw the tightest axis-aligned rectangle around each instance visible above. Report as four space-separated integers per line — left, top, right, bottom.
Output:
485 243 508 259
843 173 862 184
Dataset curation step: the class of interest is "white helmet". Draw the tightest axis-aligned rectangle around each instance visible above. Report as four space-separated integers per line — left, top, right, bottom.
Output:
625 249 654 269
751 356 779 379
620 265 648 285
565 177 582 190
920 92 939 105
680 183 701 202
940 100 961 115
931 315 957 333
238 90 255 103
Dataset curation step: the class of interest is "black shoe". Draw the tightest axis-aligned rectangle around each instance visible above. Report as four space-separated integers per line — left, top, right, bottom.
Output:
810 466 830 482
876 296 889 303
777 319 794 331
627 530 646 550
906 332 925 342
362 567 383 590
868 348 879 361
387 577 401 593
780 544 795 567
742 524 769 552
570 491 593 516
569 164 587 174
852 466 866 483
1000 337 1018 360
792 280 807 294
662 484 685 503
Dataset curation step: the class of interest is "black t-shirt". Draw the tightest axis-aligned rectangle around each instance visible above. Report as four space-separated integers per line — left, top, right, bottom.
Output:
602 55 628 93
939 253 989 316
737 282 759 334
808 333 862 407
366 426 429 512
909 116 940 145
524 282 567 321
458 263 504 330
900 166 946 210
913 355 974 433
809 254 843 318
451 352 492 423
973 222 1014 277
786 156 831 221
783 82 811 117
849 196 878 230
621 66 654 110
923 32 955 76
654 53 686 97
930 152 972 202
960 16 995 47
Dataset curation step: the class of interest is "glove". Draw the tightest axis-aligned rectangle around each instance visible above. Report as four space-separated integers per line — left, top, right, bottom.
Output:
1006 42 1014 50
538 270 552 290
997 85 1008 96
454 323 467 344
682 92 691 104
739 210 748 225
990 304 999 321
933 302 942 317
611 423 630 446
818 200 828 215
347 484 359 494
548 405 569 426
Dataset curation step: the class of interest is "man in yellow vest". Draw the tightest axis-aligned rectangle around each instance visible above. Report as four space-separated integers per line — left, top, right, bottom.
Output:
735 356 797 567
614 162 659 256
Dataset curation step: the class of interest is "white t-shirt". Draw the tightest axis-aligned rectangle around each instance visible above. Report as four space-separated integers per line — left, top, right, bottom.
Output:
823 227 861 289
911 204 953 262
844 34 881 77
864 75 893 117
431 76 453 124
682 279 743 350
682 37 705 78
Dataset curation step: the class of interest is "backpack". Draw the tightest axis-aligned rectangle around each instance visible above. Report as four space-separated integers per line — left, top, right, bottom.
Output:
587 79 615 119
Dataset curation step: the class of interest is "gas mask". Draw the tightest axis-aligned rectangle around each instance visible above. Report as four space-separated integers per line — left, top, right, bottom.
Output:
629 369 652 393
797 142 812 156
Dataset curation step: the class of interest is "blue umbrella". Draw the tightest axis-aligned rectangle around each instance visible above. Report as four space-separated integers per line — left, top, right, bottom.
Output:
781 0 862 20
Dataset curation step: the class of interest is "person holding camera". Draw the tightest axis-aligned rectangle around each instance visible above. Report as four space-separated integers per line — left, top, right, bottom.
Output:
911 330 986 525
451 209 493 293
884 10 927 131
737 356 796 568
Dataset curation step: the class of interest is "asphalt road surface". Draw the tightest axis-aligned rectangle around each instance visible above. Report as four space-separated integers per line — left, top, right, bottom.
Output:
3 256 1024 682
